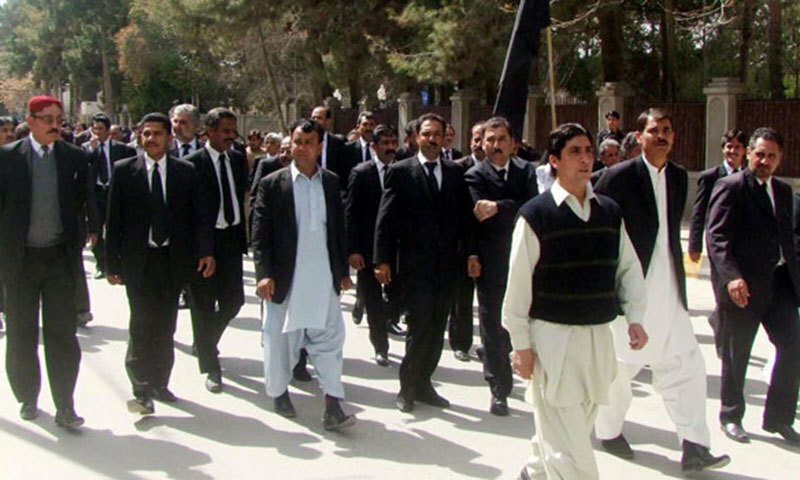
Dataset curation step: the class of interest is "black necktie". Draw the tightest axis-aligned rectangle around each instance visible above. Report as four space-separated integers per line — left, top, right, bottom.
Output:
98 143 109 184
219 154 235 225
424 161 438 193
364 144 371 162
498 169 507 182
149 163 168 246
41 145 50 155
181 143 190 158
759 181 773 214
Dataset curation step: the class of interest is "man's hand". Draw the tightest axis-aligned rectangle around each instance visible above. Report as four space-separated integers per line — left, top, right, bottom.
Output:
374 263 391 285
87 233 98 247
688 251 701 263
89 136 98 149
197 256 216 278
257 278 275 301
628 323 648 350
467 255 481 278
106 274 123 285
348 253 366 271
474 200 498 222
727 278 750 308
511 349 535 380
341 276 353 291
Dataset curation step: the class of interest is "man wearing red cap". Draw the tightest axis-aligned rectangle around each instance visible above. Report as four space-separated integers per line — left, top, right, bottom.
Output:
0 95 95 428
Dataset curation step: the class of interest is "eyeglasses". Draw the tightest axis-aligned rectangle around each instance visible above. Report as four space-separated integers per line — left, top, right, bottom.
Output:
31 114 64 125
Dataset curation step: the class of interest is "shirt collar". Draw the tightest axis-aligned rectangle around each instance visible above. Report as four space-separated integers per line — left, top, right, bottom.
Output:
145 154 167 170
723 160 739 175
290 161 321 182
205 143 225 162
550 179 596 207
490 159 510 171
179 138 197 150
28 134 53 156
359 137 369 149
756 176 772 188
373 157 389 170
641 154 666 174
417 151 439 166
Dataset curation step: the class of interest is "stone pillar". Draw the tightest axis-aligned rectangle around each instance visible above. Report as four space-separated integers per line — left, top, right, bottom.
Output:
595 82 631 132
449 89 478 153
397 92 417 146
703 77 746 169
522 93 544 146
284 99 298 124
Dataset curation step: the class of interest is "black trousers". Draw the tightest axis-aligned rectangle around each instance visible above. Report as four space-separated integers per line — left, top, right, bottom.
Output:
4 245 80 410
719 265 800 428
188 228 244 374
357 267 389 355
75 250 91 315
448 268 474 352
0 279 5 313
124 248 181 397
476 282 513 400
91 188 108 272
399 278 454 396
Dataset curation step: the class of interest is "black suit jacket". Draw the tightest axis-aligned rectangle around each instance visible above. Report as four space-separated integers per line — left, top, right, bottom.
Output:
185 147 248 254
706 169 800 310
688 164 731 254
251 167 348 304
0 138 92 283
465 157 538 288
594 156 688 307
248 155 284 228
323 133 352 191
454 155 478 172
105 155 214 287
395 146 416 161
442 148 462 162
374 156 474 285
85 139 137 186
168 139 205 159
345 160 385 262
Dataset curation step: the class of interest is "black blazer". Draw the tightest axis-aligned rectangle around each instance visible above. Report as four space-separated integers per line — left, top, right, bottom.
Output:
105 155 214 287
323 133 352 192
0 138 92 283
395 146 416 161
688 164 730 254
168 139 205 159
251 167 348 304
594 156 688 307
454 155 478 172
373 156 474 284
442 148 462 162
465 157 538 287
345 160 385 261
706 169 800 310
85 139 137 186
248 155 283 229
184 147 248 254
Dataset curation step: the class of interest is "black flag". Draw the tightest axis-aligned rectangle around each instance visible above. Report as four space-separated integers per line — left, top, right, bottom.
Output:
492 0 550 139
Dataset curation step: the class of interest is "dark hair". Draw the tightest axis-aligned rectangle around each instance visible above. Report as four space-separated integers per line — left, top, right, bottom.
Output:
289 118 324 143
373 124 398 143
548 123 593 159
139 112 172 134
357 111 376 125
0 116 14 127
721 129 748 148
605 110 621 120
91 113 111 129
79 122 88 130
404 119 419 136
749 127 783 151
621 131 639 157
636 108 672 133
248 129 262 139
480 116 512 139
205 107 237 129
445 123 455 133
415 113 447 134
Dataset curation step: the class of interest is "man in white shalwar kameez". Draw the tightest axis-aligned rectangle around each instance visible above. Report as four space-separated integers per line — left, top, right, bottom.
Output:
252 119 355 431
593 108 729 472
503 124 648 480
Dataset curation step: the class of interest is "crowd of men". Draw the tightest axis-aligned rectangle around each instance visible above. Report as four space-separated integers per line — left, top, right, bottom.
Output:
0 95 799 479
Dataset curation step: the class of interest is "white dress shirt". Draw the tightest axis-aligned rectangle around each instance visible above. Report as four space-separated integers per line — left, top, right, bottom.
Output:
416 152 442 188
205 144 241 228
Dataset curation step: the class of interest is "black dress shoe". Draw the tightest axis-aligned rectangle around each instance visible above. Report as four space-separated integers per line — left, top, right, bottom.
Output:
387 322 406 336
681 440 730 472
274 391 296 418
293 364 312 382
490 396 509 416
601 434 634 460
55 408 85 429
417 387 451 408
764 424 800 445
20 402 39 421
375 352 390 367
205 371 223 393
721 422 749 443
453 350 470 362
352 300 364 325
323 397 356 431
395 393 414 413
93 270 105 280
127 396 155 415
152 387 178 403
178 291 189 309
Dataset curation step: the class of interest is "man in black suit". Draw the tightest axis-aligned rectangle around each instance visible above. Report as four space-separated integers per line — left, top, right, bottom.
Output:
374 113 480 413
252 119 355 431
395 119 418 161
0 96 92 428
249 136 288 224
106 112 215 415
687 129 747 357
184 108 248 393
465 117 538 415
346 124 399 366
346 111 377 168
0 116 14 331
706 127 800 445
594 108 728 472
596 110 625 146
441 123 462 162
82 113 136 279
310 105 351 192
590 138 623 185
454 122 486 171
169 104 203 159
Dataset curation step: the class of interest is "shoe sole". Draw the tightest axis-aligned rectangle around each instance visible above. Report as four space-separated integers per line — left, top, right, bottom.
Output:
720 425 750 443
601 446 634 460
682 455 731 473
20 411 39 421
324 415 356 431
56 417 85 429
127 400 154 415
275 409 296 418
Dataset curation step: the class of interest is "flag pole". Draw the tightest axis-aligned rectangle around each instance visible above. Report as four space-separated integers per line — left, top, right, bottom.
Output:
546 26 557 130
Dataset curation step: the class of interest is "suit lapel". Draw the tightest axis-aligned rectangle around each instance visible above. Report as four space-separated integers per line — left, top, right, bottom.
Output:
745 169 776 219
635 156 658 220
412 159 437 203
19 139 33 235
280 169 298 241
53 141 72 229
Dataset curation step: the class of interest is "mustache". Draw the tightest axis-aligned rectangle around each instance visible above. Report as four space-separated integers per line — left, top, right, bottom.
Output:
384 149 396 156
656 139 669 145
48 128 59 134
489 148 503 155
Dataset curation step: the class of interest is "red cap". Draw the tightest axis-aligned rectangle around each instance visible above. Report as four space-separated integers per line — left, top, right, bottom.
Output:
27 95 63 114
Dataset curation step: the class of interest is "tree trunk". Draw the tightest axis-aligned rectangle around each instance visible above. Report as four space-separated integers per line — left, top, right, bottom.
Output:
660 0 678 102
256 22 287 132
598 2 625 82
767 0 785 99
304 36 333 105
101 46 114 118
738 0 755 82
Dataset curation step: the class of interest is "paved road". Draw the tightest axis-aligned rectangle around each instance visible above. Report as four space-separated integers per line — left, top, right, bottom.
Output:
1 232 798 479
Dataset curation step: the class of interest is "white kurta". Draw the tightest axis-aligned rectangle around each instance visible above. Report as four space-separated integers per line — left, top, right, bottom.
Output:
262 164 346 399
503 182 646 480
